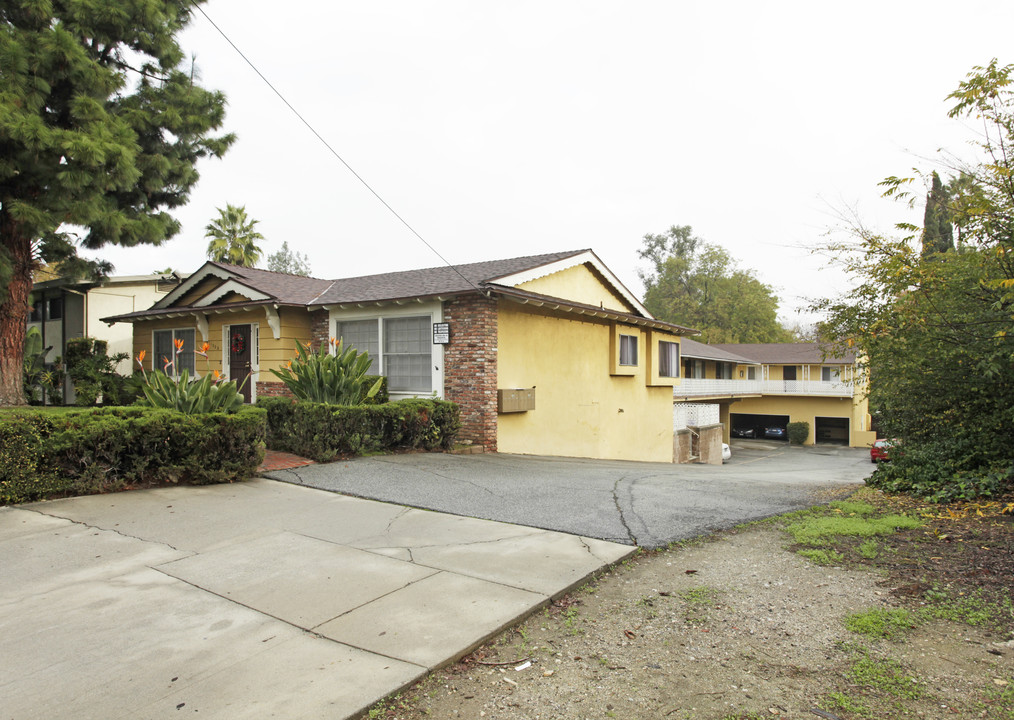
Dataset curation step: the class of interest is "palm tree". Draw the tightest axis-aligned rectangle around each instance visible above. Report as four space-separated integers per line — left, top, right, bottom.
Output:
205 204 264 266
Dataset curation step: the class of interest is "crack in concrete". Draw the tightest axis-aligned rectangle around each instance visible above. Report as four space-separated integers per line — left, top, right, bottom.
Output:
366 529 541 554
611 476 638 545
384 507 412 534
22 508 183 553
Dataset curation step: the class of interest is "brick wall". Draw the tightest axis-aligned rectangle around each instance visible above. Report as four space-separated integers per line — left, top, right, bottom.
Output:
256 380 294 399
443 294 498 452
309 309 329 350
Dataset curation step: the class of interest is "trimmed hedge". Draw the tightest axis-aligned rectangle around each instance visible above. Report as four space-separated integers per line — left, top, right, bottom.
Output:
258 397 460 462
0 407 266 505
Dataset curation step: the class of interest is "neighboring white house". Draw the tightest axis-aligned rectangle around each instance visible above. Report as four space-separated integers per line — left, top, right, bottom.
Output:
29 273 184 401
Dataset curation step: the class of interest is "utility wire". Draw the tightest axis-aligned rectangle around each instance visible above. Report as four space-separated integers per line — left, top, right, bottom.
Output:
193 5 482 292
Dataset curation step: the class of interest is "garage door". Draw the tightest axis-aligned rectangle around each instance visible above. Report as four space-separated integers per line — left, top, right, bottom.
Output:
815 417 849 445
730 413 790 441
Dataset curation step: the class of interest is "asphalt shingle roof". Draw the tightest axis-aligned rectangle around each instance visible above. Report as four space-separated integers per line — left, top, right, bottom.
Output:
709 342 855 365
679 338 758 364
309 250 586 306
206 262 334 304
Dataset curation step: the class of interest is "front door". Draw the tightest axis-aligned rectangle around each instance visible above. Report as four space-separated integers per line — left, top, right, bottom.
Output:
228 324 253 403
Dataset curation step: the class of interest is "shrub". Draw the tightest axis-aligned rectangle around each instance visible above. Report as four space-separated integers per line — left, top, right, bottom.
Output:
64 337 128 406
787 421 809 445
259 397 460 462
0 413 73 504
0 407 266 505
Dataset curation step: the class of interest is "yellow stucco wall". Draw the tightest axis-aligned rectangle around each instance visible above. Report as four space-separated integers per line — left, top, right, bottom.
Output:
728 393 874 447
515 264 634 313
497 304 676 462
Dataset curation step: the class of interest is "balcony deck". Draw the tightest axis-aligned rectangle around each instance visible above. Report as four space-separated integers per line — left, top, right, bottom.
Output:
674 378 854 400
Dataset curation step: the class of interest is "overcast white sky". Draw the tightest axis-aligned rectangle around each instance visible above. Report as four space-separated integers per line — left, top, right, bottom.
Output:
94 0 1013 324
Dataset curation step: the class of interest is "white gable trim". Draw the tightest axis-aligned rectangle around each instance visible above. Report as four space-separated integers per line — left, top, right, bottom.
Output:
152 263 235 309
491 250 651 318
193 279 270 307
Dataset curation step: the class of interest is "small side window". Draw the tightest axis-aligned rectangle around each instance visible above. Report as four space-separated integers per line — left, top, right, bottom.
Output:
658 341 680 378
619 334 638 366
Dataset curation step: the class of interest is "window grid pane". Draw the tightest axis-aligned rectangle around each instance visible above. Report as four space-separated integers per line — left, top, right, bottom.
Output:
338 320 379 374
659 341 680 378
619 334 638 366
176 329 196 375
383 316 431 392
153 330 173 372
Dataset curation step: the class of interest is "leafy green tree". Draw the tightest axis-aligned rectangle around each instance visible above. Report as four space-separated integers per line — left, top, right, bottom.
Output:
638 225 795 343
266 241 311 276
205 204 263 266
920 171 954 256
0 0 233 406
818 61 1014 501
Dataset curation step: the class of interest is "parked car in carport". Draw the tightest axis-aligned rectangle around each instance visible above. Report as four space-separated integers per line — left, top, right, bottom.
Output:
764 426 787 440
870 438 898 463
731 427 756 438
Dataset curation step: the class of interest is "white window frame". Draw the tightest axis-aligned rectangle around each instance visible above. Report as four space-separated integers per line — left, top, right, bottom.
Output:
821 366 842 382
658 340 680 378
618 333 638 366
329 302 444 399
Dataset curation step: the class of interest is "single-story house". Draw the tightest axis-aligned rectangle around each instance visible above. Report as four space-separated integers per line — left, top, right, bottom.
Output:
675 339 876 448
104 250 698 462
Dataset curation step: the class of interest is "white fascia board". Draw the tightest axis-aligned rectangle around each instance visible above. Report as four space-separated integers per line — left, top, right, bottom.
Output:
491 249 652 318
152 263 234 309
193 279 271 307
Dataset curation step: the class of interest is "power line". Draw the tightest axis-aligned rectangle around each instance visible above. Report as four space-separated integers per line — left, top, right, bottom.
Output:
192 5 481 292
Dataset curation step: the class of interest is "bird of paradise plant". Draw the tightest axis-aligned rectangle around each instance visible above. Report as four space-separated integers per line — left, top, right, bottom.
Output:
135 341 247 414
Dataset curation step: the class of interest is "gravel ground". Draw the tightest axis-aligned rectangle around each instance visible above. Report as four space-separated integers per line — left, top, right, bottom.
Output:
368 509 1014 720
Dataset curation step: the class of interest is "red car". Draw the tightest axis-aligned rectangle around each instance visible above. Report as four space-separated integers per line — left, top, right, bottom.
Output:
870 439 897 463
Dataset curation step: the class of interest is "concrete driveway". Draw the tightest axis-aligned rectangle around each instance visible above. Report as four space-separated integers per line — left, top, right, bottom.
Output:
0 480 631 719
266 442 874 548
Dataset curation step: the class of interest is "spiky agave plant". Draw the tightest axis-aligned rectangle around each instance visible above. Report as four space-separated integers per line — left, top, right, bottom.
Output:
269 338 382 405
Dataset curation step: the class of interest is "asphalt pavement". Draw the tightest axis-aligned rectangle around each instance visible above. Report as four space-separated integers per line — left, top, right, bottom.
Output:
265 442 874 549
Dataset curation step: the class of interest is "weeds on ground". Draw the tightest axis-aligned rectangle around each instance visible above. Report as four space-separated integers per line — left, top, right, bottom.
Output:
797 548 845 565
820 690 872 718
848 652 924 700
845 608 918 640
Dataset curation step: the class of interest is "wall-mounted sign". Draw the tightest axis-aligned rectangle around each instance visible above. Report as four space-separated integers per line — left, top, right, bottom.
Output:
432 322 450 344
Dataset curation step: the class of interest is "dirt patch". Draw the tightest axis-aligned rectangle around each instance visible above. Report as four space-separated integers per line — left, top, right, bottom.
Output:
368 491 1014 720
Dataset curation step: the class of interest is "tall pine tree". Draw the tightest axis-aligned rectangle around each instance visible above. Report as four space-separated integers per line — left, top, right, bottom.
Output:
920 171 954 255
0 1 233 405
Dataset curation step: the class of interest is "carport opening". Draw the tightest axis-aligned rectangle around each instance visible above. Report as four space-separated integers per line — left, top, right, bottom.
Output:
815 417 849 446
730 413 790 441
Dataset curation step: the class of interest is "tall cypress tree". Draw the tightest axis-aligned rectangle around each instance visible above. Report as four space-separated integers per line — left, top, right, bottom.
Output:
0 1 234 404
920 171 954 256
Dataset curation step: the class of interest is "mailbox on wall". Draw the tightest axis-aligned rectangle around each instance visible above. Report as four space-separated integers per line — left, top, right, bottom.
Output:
497 388 535 413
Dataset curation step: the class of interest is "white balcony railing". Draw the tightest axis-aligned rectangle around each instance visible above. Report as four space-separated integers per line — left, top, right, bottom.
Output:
674 378 854 398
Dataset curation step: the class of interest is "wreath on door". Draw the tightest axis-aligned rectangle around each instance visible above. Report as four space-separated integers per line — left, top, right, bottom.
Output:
230 333 246 355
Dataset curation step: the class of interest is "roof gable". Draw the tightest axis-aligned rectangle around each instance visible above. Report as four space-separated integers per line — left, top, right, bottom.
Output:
154 261 333 310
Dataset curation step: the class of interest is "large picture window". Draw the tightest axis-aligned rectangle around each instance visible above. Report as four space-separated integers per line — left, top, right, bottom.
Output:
153 328 195 376
336 314 433 393
658 340 680 378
